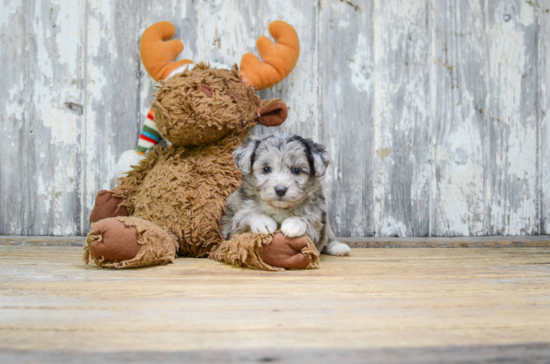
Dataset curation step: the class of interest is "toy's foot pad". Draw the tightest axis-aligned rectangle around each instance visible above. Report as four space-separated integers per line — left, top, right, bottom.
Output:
210 231 320 271
89 218 141 262
84 216 179 269
259 232 316 269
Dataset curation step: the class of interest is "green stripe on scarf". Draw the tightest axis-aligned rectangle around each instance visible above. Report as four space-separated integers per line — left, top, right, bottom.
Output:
143 124 162 140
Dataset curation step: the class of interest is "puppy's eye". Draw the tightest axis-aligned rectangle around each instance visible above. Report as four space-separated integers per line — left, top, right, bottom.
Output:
291 167 301 175
263 166 272 173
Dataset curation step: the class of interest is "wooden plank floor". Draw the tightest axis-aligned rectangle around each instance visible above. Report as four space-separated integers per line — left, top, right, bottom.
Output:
1 246 550 363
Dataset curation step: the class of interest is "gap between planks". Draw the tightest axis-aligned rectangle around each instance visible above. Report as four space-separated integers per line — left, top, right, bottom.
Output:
1 235 549 248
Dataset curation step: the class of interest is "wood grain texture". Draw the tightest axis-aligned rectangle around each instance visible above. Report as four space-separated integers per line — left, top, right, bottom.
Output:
486 0 539 235
372 0 430 237
541 1 550 234
0 1 27 235
1 246 550 358
0 0 85 235
430 0 487 236
0 0 548 237
319 0 373 237
34 0 86 236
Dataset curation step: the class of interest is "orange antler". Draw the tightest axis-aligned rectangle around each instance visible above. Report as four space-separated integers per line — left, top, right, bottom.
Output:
140 21 193 81
240 21 300 91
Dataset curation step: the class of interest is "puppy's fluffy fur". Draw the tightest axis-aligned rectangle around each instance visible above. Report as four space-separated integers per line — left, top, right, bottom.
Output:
222 132 351 256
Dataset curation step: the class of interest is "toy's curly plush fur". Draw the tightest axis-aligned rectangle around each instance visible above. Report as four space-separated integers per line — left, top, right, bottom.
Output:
112 135 243 258
152 64 262 146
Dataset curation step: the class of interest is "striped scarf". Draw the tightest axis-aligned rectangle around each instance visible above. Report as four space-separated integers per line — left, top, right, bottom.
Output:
137 109 163 155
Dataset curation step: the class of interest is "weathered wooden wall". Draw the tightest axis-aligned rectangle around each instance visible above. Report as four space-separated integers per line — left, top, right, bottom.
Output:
1 0 548 237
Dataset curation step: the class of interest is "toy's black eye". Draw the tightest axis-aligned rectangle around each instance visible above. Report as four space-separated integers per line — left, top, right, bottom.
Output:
263 166 272 173
291 167 301 175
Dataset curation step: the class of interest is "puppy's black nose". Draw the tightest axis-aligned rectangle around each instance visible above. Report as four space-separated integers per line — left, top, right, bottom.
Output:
275 186 288 197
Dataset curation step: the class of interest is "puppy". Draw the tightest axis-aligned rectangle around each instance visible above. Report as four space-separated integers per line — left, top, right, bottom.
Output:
221 132 351 256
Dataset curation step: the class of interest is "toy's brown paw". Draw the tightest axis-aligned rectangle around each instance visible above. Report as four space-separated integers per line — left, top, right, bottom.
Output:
259 232 311 269
89 218 141 262
89 190 128 225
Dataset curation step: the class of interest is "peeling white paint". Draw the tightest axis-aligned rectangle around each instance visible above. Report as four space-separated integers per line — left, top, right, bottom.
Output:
542 10 550 234
88 0 113 27
196 0 249 63
373 0 430 237
349 34 371 93
42 106 79 145
380 217 408 237
85 2 117 212
486 0 538 235
0 1 20 28
338 20 349 28
51 0 81 70
429 0 488 237
6 84 24 120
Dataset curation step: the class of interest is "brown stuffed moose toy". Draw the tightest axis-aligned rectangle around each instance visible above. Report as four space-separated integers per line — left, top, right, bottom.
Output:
84 20 320 271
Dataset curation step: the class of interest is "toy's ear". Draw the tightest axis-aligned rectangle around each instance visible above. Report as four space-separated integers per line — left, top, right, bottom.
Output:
303 138 330 177
257 100 287 127
233 135 263 175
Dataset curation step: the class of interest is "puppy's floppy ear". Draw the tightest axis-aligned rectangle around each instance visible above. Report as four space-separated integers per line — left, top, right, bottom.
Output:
233 135 262 175
304 138 330 177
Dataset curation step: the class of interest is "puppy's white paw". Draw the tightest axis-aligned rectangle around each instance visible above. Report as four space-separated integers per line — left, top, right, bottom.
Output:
281 217 308 238
249 215 277 235
324 241 351 256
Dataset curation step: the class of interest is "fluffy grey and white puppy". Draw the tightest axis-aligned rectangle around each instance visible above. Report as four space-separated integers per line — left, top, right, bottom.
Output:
221 132 351 256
